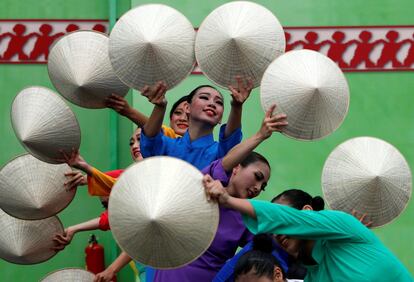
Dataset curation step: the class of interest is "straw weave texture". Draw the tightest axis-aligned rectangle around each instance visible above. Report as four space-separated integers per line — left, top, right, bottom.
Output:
41 268 94 282
0 209 63 264
0 154 75 220
322 137 412 227
11 86 81 164
109 4 195 90
108 156 219 269
261 50 349 140
195 1 285 88
48 31 129 108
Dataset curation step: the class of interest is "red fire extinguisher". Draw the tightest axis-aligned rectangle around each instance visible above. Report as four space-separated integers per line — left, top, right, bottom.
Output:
85 234 105 274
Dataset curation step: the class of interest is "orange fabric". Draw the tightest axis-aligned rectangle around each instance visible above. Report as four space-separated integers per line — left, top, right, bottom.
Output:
87 127 179 197
87 167 116 196
162 125 180 138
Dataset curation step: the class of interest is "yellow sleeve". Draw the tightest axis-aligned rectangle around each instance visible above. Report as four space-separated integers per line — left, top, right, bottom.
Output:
162 125 180 138
87 167 116 196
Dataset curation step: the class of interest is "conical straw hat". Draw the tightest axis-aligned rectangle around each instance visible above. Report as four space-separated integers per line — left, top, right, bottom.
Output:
41 268 94 282
322 137 412 228
48 30 129 109
11 86 81 164
0 208 63 264
108 156 219 269
108 4 196 90
0 154 75 220
195 1 285 89
260 49 350 140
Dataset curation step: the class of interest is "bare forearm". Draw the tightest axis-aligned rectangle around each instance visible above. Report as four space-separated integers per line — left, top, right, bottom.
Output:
224 104 242 138
222 132 265 171
67 217 100 234
225 196 256 219
143 105 166 137
106 251 132 274
123 108 149 128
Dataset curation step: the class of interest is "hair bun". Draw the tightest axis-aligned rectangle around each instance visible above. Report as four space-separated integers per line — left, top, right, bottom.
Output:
252 233 273 254
311 196 325 211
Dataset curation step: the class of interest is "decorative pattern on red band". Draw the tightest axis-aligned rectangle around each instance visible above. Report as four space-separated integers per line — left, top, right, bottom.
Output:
0 20 413 72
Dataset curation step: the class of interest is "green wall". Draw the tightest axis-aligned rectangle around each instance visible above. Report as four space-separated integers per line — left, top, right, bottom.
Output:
131 0 414 276
0 0 135 281
0 0 413 281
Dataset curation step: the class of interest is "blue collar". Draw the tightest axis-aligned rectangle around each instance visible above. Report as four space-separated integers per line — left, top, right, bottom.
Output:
182 131 215 148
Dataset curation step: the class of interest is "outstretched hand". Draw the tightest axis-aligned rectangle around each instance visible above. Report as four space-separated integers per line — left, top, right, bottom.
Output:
351 209 373 228
105 94 132 116
58 149 86 169
51 228 76 252
228 76 254 106
57 148 92 175
258 104 288 139
141 81 167 107
203 175 229 205
64 171 87 191
94 269 116 282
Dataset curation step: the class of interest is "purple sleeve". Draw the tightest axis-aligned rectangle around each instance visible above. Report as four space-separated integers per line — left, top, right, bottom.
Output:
201 159 232 187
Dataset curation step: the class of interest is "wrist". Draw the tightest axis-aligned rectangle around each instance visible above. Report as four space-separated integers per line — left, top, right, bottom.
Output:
107 263 120 274
155 102 167 109
122 106 134 117
66 226 77 235
230 101 243 108
254 131 267 142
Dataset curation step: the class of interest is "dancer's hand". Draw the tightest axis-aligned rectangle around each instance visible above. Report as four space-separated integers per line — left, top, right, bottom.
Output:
228 76 254 106
94 268 116 282
203 175 230 205
258 104 288 139
52 227 76 251
351 209 373 227
58 149 92 175
141 81 167 107
64 171 86 191
105 94 133 116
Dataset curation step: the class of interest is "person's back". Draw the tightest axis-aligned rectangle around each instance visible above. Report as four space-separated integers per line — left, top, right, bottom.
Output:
287 210 412 282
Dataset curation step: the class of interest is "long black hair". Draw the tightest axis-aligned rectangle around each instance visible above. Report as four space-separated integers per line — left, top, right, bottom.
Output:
271 189 325 211
240 152 271 191
186 85 222 104
169 95 189 119
234 233 285 280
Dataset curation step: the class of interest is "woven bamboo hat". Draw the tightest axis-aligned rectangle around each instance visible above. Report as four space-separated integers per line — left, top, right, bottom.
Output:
108 156 219 269
260 49 350 140
0 208 63 264
195 1 285 89
0 154 75 220
108 4 196 90
322 137 412 227
11 86 81 164
41 268 94 282
48 30 129 109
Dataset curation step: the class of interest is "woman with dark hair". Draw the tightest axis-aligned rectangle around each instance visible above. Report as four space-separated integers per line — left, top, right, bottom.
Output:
139 78 257 170
234 234 287 282
106 93 189 138
204 184 412 281
152 105 287 282
213 189 319 282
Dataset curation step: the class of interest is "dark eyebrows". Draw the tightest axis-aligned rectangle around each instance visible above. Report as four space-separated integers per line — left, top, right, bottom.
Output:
197 92 223 102
255 171 264 180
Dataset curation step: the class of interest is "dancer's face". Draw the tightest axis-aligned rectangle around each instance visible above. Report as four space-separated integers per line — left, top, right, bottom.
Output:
129 128 143 162
272 196 312 258
170 101 189 136
230 161 270 199
188 87 224 126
